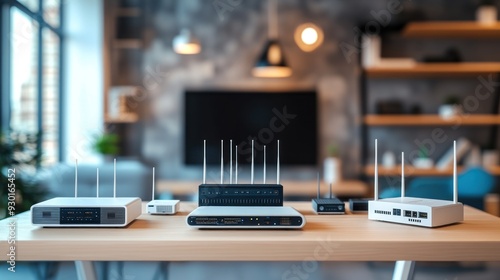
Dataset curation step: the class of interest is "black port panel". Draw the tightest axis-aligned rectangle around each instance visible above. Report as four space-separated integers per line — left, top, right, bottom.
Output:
412 211 418 218
418 212 428 219
404 210 412 217
393 208 401 216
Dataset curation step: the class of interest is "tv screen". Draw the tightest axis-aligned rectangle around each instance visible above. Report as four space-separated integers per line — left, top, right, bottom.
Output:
184 89 318 166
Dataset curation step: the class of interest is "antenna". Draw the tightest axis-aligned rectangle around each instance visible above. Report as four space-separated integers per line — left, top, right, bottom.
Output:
401 152 405 198
329 183 333 199
203 140 206 184
113 158 117 198
316 172 320 199
374 139 378 201
251 140 254 184
152 167 156 201
453 140 458 204
277 140 280 184
235 145 238 184
230 140 233 184
220 140 224 184
263 145 267 184
96 168 99 198
74 159 78 198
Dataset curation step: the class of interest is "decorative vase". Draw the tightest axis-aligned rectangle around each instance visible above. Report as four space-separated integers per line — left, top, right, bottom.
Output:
324 157 342 184
477 6 497 25
412 158 434 169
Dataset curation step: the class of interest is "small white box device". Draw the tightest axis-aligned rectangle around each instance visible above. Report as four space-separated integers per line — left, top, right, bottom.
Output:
146 168 180 215
31 159 142 227
186 206 306 229
147 200 180 214
368 140 464 228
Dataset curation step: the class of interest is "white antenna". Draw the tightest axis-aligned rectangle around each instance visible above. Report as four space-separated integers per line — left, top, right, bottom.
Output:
316 172 320 199
453 140 458 204
74 159 78 198
329 183 333 199
152 167 155 201
203 140 206 184
251 140 255 184
263 145 267 184
113 158 117 198
96 168 99 198
220 140 224 184
235 145 238 184
277 140 280 184
401 152 405 198
374 139 378 201
230 140 233 184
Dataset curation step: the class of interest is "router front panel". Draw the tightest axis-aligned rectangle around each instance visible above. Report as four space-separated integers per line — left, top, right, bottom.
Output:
369 200 464 227
31 197 142 227
32 206 127 226
187 206 306 229
198 184 283 206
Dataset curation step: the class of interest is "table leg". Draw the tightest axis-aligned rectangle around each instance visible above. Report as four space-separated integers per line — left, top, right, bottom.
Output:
392 260 415 280
75 261 97 280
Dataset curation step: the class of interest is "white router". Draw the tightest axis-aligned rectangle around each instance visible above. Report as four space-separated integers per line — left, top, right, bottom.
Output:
147 167 180 215
31 159 142 227
368 140 464 227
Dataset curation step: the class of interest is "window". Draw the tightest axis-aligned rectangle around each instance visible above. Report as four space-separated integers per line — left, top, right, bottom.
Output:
1 0 63 166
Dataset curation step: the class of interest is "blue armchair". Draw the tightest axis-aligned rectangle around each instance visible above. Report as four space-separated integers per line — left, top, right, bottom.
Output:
380 167 495 210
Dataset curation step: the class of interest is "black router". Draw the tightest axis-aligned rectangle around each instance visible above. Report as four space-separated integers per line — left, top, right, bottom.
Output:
198 139 283 207
311 173 345 214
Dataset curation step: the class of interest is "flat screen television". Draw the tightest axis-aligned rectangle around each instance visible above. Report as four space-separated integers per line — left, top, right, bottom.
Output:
184 89 318 166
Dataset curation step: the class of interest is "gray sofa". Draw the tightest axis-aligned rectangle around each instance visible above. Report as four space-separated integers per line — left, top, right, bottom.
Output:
37 160 153 201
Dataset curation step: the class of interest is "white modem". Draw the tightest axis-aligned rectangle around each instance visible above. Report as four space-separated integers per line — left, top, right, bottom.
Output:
147 167 180 215
31 159 142 227
368 140 464 227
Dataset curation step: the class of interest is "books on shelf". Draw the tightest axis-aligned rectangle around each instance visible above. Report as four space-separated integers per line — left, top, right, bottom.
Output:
436 138 471 170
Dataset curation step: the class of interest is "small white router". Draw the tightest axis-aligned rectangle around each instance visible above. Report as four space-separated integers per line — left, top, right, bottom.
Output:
368 140 464 228
147 167 180 215
31 159 142 227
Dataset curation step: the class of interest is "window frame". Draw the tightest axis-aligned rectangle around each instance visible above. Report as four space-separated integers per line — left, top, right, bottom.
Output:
0 0 65 163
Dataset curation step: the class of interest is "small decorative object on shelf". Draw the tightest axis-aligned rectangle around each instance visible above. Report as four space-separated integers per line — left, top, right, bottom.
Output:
412 147 434 169
439 95 462 119
92 133 120 161
477 0 498 25
324 143 342 184
107 86 139 123
382 150 396 168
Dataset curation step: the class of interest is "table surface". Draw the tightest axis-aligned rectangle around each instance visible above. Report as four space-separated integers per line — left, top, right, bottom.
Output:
157 180 369 197
1 202 500 262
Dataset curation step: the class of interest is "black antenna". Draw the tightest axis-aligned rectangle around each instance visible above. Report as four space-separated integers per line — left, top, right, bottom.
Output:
203 140 206 184
235 145 238 184
251 140 254 184
263 145 267 184
316 172 320 199
230 139 233 184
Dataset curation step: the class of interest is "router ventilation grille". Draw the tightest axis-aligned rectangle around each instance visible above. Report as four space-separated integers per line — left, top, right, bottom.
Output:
374 210 391 215
199 198 282 206
156 206 172 213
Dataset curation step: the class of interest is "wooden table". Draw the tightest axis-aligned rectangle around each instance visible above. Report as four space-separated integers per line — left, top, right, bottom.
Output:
1 202 500 280
156 180 369 198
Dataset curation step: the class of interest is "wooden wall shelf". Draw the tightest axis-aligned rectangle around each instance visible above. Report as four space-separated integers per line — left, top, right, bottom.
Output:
403 21 500 38
365 62 500 78
364 165 500 176
364 115 500 126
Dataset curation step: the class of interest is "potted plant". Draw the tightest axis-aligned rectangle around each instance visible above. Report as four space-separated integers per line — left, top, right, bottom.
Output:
439 96 462 119
0 131 47 219
92 133 120 161
412 146 433 169
323 143 342 184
